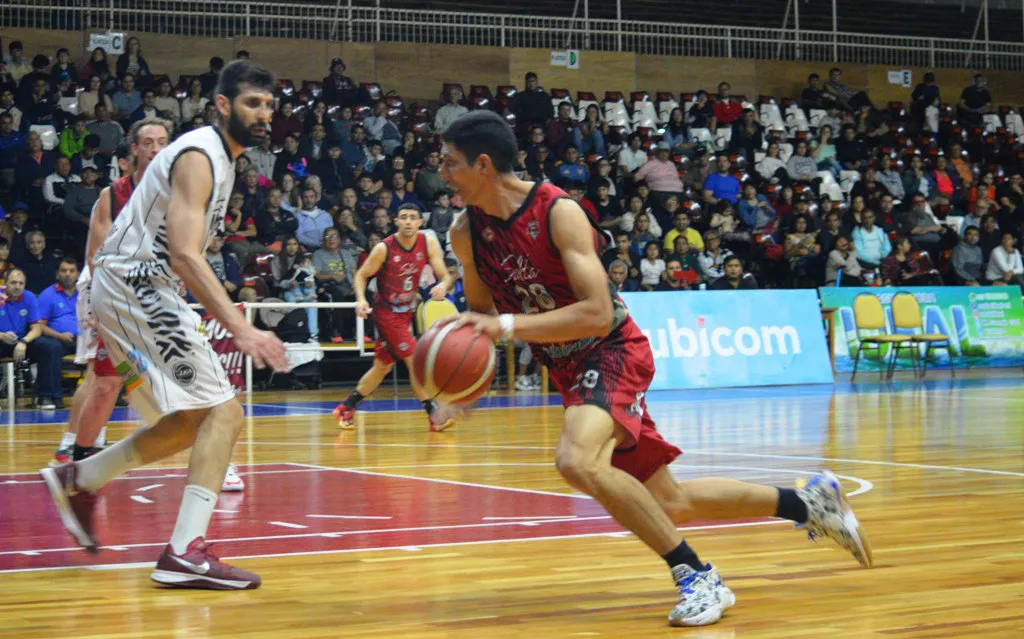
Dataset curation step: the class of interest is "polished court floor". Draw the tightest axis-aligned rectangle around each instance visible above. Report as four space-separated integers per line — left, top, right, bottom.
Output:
0 372 1022 638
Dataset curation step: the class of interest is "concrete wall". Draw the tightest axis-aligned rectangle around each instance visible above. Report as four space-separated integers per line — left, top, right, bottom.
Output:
4 27 1023 107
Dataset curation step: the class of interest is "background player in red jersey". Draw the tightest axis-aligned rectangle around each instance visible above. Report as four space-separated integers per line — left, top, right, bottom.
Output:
438 111 871 627
334 204 458 431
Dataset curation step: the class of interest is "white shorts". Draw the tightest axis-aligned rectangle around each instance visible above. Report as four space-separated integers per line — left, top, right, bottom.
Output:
74 268 98 365
91 267 237 425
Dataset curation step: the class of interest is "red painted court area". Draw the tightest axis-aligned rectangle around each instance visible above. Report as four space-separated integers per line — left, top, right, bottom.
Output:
0 463 767 573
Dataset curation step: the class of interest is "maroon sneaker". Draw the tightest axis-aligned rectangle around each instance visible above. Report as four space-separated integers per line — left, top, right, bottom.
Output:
151 537 261 590
334 403 356 430
39 462 99 554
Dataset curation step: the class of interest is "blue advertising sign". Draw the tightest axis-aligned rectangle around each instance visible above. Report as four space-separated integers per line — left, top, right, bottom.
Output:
620 291 833 390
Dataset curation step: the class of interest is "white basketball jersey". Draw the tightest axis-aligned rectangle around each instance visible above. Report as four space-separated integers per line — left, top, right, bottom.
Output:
95 126 236 284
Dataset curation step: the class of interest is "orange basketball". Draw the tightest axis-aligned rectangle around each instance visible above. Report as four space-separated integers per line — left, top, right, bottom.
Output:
412 321 496 406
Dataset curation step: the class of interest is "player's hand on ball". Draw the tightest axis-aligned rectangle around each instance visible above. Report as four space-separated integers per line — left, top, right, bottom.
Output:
429 285 447 301
446 312 502 341
355 300 372 318
236 327 290 372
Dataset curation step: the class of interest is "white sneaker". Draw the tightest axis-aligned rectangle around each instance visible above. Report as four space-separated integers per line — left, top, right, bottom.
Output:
221 464 245 492
515 376 533 391
528 373 542 390
798 470 873 568
668 563 735 627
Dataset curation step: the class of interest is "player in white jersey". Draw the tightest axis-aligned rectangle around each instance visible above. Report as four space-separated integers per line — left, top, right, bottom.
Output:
41 61 288 591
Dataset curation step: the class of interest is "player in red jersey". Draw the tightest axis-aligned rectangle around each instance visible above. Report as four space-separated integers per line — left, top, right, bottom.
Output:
50 119 170 466
333 204 458 431
439 111 872 627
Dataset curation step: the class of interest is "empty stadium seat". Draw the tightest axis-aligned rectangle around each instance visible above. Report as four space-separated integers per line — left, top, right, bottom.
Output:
361 82 382 101
276 79 296 97
630 91 658 130
550 88 572 113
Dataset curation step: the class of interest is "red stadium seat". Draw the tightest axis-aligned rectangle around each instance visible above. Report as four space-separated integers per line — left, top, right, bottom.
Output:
361 82 382 101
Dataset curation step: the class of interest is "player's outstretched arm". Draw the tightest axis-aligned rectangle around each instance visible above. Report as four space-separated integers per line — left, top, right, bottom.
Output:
166 150 288 371
426 233 455 300
84 187 112 271
448 212 496 316
352 242 387 317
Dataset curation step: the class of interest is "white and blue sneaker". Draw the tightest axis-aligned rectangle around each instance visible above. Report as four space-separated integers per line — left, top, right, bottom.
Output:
798 470 873 568
221 464 245 493
668 563 735 627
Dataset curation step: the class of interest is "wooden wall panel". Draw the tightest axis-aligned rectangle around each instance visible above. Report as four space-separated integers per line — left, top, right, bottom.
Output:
509 49 636 98
374 43 509 103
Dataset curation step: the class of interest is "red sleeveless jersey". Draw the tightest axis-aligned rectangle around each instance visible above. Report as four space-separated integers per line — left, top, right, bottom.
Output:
375 232 428 310
110 174 136 221
467 182 629 366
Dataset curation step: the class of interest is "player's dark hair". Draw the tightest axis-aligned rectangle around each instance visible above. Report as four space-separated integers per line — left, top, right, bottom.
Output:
441 110 517 174
215 59 275 102
397 203 422 216
114 139 133 161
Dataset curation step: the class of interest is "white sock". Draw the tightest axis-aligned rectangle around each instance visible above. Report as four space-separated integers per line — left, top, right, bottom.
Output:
93 426 107 448
59 432 75 448
170 485 218 554
74 435 144 492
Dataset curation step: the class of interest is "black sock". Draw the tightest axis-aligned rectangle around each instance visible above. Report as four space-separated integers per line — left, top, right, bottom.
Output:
662 540 703 572
71 444 91 462
344 391 365 409
775 488 809 524
421 399 435 417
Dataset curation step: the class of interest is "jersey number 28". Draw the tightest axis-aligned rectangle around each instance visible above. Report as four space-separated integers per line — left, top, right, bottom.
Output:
515 283 555 314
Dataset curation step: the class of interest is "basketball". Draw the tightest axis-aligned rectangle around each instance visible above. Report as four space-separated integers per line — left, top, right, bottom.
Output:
412 321 496 405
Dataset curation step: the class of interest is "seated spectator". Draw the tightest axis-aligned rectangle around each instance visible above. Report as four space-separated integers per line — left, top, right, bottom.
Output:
979 214 1001 262
0 112 27 188
786 140 817 183
699 230 734 281
594 183 624 231
958 73 993 126
390 172 422 211
153 77 180 125
273 235 318 342
737 182 776 235
510 71 554 129
655 258 689 291
602 231 639 273
817 211 844 256
21 231 59 294
621 197 661 236
0 203 34 267
335 207 367 249
911 72 940 120
434 87 468 133
5 42 31 86
111 73 142 122
686 90 716 131
314 141 353 194
823 67 874 112
362 140 389 182
180 77 209 123
0 85 25 132
848 170 887 215
728 108 762 165
898 195 946 255
363 100 401 155
876 155 904 202
527 143 558 183
85 104 124 156
274 135 311 184
996 171 1023 216
960 199 989 238
198 56 223 97
854 104 887 141
545 101 577 154
825 236 864 286
709 255 758 290
985 232 1023 290
116 37 152 82
0 269 40 369
710 200 750 246
427 193 455 240
369 206 395 237
0 239 13 285
16 131 56 206
58 115 89 159
663 209 704 253
811 125 840 175
572 119 606 158
852 210 891 269
355 173 382 210
300 122 330 164
294 185 334 251
589 157 617 198
255 187 298 249
30 257 80 409
670 236 704 287
969 171 998 214
929 156 957 202
608 258 639 293
952 227 984 285
204 233 255 303
248 135 276 182
703 154 740 206
43 155 80 215
223 192 259 266
322 58 360 108
881 236 941 287
70 135 107 178
129 88 166 125
835 125 867 170
639 242 666 291
556 145 589 185
784 215 821 282
629 212 662 255
303 100 332 138
314 226 360 343
565 182 597 223
62 164 102 241
414 148 446 204
663 108 688 154
801 73 827 111
683 152 712 193
902 155 928 201
712 82 742 127
616 134 647 182
756 142 788 185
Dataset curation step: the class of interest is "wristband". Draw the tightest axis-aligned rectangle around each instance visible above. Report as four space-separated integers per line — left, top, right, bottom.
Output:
498 314 515 340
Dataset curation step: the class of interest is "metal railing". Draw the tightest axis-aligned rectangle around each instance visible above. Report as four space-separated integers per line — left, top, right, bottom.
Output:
4 0 1023 72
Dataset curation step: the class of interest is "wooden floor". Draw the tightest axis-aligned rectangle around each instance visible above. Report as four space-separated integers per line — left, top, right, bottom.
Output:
1 373 1023 638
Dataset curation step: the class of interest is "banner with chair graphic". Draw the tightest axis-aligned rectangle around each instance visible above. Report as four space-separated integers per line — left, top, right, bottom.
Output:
819 287 1024 376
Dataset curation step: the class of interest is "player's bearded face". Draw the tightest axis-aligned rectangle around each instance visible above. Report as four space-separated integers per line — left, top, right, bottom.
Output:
226 90 273 148
227 105 266 147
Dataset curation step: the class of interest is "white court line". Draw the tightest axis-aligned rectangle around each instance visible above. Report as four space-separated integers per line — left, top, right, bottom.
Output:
134 484 163 492
0 520 785 575
683 450 1024 478
482 516 579 521
0 463 322 480
307 514 394 521
129 495 153 505
268 521 308 529
671 464 875 498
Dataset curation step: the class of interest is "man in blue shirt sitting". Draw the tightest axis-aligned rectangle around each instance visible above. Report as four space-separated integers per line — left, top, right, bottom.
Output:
0 268 42 366
29 257 79 410
702 154 741 207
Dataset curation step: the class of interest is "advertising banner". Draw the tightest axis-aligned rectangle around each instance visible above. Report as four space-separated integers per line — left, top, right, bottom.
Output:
620 291 833 390
818 286 1024 372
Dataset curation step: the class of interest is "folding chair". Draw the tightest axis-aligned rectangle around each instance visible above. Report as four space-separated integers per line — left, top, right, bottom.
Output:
851 292 912 381
891 291 955 380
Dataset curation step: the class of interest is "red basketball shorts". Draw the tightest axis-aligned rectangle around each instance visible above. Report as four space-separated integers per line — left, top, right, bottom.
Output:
546 318 681 483
93 336 120 377
373 307 416 365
